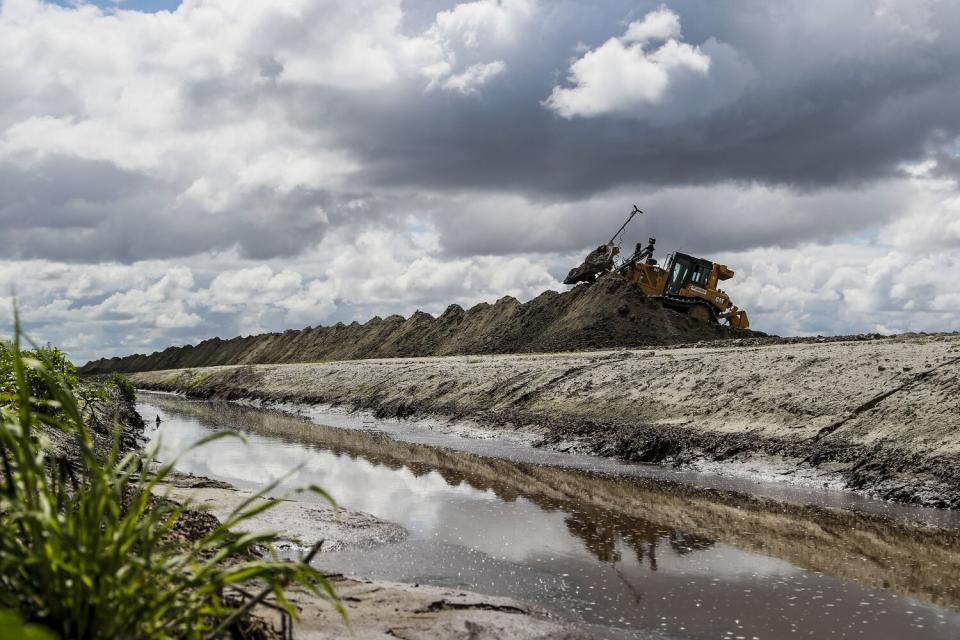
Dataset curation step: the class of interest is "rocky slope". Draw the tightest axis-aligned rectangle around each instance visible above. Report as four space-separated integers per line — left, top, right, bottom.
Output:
81 276 758 373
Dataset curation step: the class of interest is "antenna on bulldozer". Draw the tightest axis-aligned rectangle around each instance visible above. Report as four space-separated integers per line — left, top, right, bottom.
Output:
608 205 643 245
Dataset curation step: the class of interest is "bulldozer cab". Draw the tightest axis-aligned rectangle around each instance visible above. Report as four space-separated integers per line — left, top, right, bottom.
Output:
664 253 713 294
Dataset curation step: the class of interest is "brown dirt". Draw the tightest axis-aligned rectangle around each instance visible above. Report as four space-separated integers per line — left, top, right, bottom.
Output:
80 275 760 374
41 386 145 463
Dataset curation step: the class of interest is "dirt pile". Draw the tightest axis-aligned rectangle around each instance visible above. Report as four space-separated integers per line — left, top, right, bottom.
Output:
81 276 758 373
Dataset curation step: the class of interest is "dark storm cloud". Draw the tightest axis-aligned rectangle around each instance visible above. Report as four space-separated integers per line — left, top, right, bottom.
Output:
4 0 960 265
0 155 372 263
322 0 960 198
413 177 914 262
0 157 150 231
5 0 960 361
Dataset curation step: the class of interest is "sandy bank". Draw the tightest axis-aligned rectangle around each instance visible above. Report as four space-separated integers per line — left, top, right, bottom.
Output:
277 578 586 640
131 332 960 509
157 476 584 639
154 477 406 553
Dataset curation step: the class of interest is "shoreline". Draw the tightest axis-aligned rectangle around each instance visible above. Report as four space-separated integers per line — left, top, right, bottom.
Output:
156 475 587 639
150 391 956 527
139 393 960 615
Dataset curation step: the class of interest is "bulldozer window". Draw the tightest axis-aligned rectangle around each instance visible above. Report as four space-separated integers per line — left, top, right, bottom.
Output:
690 266 710 287
667 260 690 293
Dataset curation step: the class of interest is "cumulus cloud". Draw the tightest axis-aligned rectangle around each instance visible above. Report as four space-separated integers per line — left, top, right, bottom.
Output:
428 0 534 49
2 0 960 362
0 0 517 263
723 243 960 337
882 171 960 251
425 178 915 258
622 5 681 44
423 0 531 91
206 266 304 309
544 6 713 118
441 60 506 94
0 222 564 362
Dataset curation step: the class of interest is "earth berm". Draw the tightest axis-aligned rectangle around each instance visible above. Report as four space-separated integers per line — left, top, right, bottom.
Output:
80 276 761 374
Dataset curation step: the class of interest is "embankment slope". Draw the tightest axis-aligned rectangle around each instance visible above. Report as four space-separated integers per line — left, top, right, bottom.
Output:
81 276 758 373
131 333 960 509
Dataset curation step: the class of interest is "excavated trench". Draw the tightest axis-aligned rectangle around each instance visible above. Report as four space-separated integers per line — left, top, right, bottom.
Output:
79 278 960 509
77 260 960 638
128 331 960 511
141 393 960 640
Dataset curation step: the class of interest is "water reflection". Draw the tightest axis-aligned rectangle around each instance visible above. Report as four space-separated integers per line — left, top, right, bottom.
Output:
141 394 960 640
146 397 723 571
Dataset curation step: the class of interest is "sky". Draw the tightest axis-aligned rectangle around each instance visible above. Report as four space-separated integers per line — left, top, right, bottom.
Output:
1 0 959 364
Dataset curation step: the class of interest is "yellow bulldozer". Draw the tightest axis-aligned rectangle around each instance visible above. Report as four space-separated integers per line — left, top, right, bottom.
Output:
563 206 750 329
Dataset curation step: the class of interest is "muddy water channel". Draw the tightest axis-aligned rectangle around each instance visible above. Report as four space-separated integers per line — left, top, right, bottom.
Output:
140 393 960 640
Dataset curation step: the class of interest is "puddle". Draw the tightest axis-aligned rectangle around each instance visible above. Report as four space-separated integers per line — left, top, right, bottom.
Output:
141 393 960 640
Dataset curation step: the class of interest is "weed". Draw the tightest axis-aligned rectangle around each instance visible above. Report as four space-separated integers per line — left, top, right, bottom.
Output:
0 341 78 415
104 372 137 403
0 609 56 639
0 311 343 638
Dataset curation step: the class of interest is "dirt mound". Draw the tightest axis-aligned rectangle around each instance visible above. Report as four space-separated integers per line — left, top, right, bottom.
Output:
81 275 760 373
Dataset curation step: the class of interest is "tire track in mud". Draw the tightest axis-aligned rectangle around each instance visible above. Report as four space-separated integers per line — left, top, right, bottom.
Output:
815 354 960 439
503 364 595 407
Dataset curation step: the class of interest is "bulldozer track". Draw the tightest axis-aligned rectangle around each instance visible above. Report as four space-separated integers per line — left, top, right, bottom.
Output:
655 295 719 324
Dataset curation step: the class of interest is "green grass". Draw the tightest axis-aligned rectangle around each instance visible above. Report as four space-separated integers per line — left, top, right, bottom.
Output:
103 372 137 403
0 311 343 639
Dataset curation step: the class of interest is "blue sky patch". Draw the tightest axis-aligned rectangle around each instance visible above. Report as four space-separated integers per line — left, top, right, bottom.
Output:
47 0 181 13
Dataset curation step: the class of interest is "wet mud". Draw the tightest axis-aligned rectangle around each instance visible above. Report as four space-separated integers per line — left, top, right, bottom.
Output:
144 395 960 613
130 332 960 510
155 481 407 554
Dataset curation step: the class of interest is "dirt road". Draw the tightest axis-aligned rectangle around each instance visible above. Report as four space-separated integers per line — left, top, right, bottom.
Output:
130 332 960 509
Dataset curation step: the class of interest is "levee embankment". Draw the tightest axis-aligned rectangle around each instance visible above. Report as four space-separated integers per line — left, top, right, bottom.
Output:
80 277 759 374
129 332 960 510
